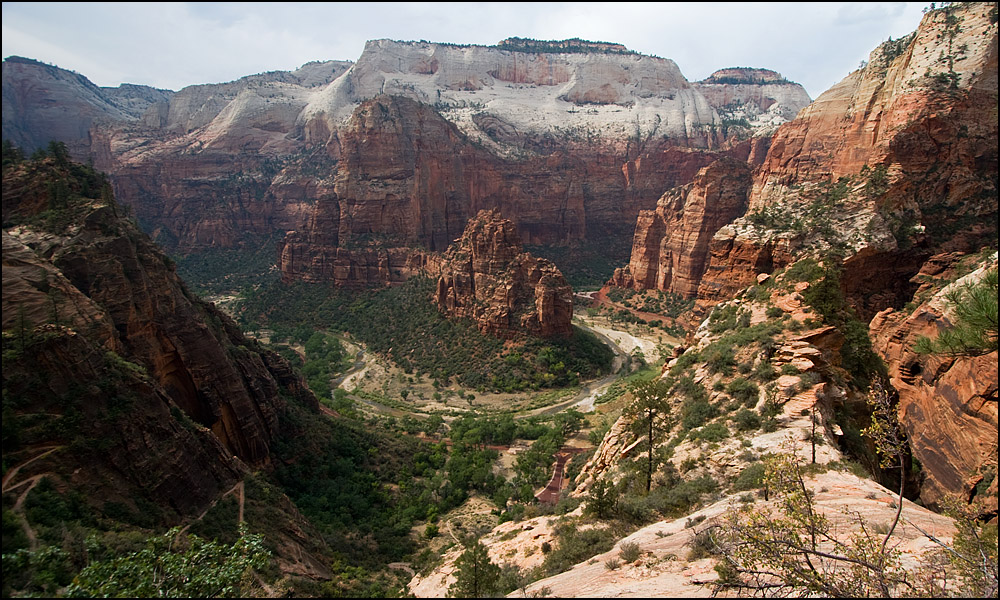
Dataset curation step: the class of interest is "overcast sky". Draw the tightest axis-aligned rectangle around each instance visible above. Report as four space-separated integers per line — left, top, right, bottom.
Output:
2 2 929 99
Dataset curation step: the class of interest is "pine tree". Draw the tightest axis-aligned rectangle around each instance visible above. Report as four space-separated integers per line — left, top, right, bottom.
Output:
448 538 501 598
914 267 998 357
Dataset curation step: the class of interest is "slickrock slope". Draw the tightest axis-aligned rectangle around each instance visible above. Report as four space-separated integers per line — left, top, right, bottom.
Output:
434 209 573 338
609 157 752 299
519 471 957 598
870 252 998 518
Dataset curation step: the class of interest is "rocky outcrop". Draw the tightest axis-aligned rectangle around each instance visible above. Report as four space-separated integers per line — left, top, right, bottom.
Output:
2 155 335 578
692 3 997 320
693 67 812 138
870 253 998 517
609 157 752 298
434 209 573 338
2 157 316 469
1 56 173 157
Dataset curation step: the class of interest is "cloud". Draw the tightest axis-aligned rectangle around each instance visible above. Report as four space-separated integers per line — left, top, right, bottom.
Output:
2 2 927 97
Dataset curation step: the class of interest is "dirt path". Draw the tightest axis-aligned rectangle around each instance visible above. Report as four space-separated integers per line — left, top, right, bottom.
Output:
2 445 61 492
10 474 47 550
176 480 245 539
3 446 65 552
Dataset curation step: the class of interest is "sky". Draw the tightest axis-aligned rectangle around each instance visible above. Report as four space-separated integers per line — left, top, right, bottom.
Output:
2 2 930 99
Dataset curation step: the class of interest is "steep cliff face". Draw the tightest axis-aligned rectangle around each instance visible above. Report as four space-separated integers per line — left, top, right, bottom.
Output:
297 38 720 148
5 40 778 259
609 157 752 299
1 56 173 157
279 94 742 285
870 252 998 517
696 3 997 320
434 209 573 338
2 156 316 476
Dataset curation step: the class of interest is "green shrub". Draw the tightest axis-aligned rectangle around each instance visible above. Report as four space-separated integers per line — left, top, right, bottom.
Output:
681 398 717 431
731 463 766 491
692 422 730 443
619 541 642 563
727 378 759 406
705 346 736 375
732 408 762 432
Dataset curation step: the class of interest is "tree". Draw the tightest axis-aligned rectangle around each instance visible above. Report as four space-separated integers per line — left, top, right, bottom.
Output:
914 267 998 357
448 537 502 598
584 477 618 519
67 524 269 598
623 377 673 493
711 380 999 597
46 140 70 166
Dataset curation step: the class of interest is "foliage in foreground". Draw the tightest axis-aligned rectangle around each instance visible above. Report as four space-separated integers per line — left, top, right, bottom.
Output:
913 266 998 357
711 382 999 598
65 524 269 598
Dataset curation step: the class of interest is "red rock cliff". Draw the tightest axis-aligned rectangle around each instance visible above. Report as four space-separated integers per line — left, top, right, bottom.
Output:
279 94 735 285
701 3 997 319
610 157 752 299
869 253 998 518
434 209 573 338
2 158 316 470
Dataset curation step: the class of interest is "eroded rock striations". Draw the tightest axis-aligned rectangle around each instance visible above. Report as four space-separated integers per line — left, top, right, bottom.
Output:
434 209 573 338
870 253 998 518
2 156 317 517
4 40 807 263
612 2 997 318
693 67 812 140
610 157 752 299
1 56 173 157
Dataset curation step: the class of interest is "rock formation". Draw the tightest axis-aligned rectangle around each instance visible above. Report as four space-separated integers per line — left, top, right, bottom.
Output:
434 209 573 338
609 157 752 298
4 39 809 262
612 2 997 321
693 67 812 140
2 155 316 497
870 252 998 518
278 94 750 285
1 56 173 157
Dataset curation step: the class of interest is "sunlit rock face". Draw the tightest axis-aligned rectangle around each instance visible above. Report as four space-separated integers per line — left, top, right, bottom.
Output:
870 254 998 518
691 2 996 317
610 156 753 299
434 208 573 339
6 39 794 259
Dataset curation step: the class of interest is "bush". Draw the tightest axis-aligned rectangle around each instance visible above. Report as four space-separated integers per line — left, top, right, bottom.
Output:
680 398 718 431
731 463 766 491
619 541 642 563
732 408 762 432
692 422 730 443
727 378 759 406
